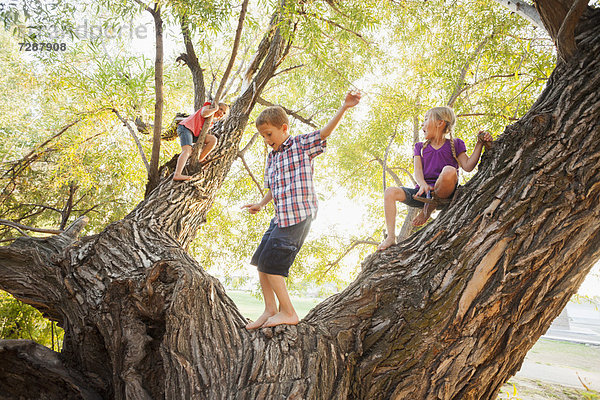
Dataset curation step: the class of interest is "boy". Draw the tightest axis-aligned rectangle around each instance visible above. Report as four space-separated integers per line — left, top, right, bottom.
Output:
173 101 229 181
242 91 361 329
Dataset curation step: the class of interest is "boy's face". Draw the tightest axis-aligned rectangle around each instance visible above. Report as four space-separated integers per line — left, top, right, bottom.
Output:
257 122 289 151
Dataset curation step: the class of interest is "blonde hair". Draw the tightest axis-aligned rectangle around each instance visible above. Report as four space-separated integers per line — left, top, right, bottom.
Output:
422 106 458 162
256 106 288 128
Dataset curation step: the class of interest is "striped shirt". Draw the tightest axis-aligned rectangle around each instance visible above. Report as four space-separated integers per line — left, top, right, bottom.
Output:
265 130 326 227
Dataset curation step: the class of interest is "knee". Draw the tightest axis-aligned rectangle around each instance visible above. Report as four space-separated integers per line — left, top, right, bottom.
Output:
441 165 457 175
205 134 217 147
181 145 192 156
440 166 457 180
384 187 404 201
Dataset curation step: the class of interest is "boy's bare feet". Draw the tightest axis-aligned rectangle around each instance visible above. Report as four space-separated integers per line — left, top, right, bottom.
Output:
173 174 192 181
262 311 299 328
245 310 276 330
377 236 396 251
412 203 435 226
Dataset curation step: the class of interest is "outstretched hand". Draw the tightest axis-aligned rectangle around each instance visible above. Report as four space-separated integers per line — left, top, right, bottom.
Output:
241 203 262 214
343 90 362 109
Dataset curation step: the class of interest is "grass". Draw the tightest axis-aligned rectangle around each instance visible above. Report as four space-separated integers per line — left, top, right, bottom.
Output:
526 338 600 372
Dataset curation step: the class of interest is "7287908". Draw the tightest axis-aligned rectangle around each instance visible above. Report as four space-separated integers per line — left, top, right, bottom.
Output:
19 43 67 51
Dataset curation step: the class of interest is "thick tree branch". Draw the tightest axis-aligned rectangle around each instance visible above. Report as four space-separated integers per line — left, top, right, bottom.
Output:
493 0 545 29
556 0 589 61
0 340 102 399
145 3 165 196
178 14 206 110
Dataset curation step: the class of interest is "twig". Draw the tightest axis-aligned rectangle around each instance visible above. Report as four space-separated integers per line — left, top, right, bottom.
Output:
112 109 150 172
238 154 265 197
256 97 318 128
195 0 250 158
0 219 62 235
298 11 372 45
322 239 378 275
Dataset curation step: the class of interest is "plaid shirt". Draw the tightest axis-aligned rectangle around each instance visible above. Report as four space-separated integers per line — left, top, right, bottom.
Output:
265 130 326 227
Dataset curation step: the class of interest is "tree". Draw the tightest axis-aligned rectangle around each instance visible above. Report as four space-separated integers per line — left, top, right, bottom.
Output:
1 1 600 399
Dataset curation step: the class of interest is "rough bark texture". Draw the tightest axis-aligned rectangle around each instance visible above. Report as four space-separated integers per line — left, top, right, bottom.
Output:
1 5 600 400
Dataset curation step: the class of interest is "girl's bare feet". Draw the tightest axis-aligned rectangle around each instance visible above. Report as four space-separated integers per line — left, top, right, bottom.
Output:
262 311 299 328
412 203 435 226
245 310 276 330
377 236 396 251
173 174 192 181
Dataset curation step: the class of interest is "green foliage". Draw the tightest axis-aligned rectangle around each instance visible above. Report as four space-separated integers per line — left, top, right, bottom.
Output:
0 290 64 350
0 0 570 339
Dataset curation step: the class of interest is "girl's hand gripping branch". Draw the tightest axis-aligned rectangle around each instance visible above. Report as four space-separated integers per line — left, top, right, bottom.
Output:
477 130 493 151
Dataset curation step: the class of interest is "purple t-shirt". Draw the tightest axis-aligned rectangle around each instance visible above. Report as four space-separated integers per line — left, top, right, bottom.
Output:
414 139 467 187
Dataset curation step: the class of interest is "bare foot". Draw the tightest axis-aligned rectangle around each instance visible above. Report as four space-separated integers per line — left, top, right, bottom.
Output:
262 311 299 328
412 203 435 227
173 174 192 181
377 236 396 251
245 310 276 330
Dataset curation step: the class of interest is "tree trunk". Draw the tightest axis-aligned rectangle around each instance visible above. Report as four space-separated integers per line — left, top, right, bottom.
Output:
1 5 599 400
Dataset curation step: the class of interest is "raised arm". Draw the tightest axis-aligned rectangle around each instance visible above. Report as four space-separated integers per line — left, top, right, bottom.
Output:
320 91 361 140
457 131 493 172
201 104 220 118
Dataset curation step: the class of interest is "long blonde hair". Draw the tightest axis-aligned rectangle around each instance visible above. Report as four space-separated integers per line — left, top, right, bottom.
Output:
422 106 458 162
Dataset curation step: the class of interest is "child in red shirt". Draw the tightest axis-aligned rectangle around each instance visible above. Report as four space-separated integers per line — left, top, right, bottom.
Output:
173 102 229 181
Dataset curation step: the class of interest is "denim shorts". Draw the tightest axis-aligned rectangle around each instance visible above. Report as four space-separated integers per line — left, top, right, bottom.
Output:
251 216 313 277
177 125 197 147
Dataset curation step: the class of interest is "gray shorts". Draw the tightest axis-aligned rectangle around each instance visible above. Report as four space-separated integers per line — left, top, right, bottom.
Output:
177 124 196 147
401 186 456 209
401 187 427 208
251 216 312 277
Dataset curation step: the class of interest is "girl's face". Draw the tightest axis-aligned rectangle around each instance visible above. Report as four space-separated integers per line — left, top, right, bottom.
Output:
422 112 445 140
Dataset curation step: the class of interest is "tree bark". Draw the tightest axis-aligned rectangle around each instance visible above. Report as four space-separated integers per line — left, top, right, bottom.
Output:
1 5 600 400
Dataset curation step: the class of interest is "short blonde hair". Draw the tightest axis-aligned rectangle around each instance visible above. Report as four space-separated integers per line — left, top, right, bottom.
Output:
256 106 288 128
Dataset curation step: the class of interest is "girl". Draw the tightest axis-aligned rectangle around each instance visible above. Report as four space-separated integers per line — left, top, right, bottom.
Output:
377 106 492 251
